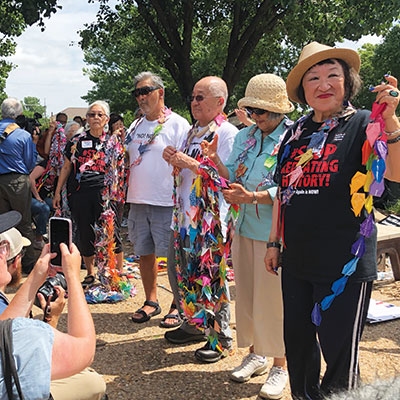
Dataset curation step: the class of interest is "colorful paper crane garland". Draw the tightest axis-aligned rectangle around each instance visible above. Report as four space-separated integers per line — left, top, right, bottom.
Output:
311 101 388 326
175 157 231 353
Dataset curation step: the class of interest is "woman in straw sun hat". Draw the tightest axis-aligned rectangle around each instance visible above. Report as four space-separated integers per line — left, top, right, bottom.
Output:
264 41 400 398
202 73 294 399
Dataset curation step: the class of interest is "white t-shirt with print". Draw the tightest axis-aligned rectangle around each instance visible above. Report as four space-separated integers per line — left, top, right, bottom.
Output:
126 112 190 206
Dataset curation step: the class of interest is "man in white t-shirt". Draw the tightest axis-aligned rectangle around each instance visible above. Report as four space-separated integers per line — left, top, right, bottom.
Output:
162 76 238 363
126 71 190 323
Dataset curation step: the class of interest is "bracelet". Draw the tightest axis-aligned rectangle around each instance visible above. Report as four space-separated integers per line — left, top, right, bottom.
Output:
215 159 221 167
385 128 400 137
387 135 400 144
266 241 281 250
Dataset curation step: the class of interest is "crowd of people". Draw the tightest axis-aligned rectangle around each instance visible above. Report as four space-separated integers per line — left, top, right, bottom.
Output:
0 40 400 399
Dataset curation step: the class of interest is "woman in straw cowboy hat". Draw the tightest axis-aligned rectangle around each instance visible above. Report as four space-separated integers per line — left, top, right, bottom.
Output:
264 41 400 398
202 73 294 399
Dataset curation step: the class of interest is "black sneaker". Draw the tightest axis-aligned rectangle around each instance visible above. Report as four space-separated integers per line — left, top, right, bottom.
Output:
194 342 232 363
164 327 206 344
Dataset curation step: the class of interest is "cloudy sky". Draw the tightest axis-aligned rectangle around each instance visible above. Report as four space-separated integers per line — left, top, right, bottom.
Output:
5 1 381 118
5 0 102 117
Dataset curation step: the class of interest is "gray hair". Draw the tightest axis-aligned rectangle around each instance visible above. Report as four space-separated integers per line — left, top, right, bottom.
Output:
1 98 23 119
87 100 110 117
134 71 164 90
64 121 80 139
208 77 228 108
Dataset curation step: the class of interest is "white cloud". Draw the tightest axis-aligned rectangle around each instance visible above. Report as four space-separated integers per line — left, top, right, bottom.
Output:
5 0 101 117
337 35 383 50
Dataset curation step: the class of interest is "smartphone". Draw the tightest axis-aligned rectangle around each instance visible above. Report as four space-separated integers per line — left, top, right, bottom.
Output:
49 217 72 267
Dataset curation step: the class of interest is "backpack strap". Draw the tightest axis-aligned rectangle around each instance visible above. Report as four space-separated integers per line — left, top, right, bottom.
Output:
0 123 19 143
0 318 24 399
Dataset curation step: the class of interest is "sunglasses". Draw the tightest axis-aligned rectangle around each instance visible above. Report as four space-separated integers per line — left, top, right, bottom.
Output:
0 240 10 258
133 86 159 97
188 95 221 103
87 112 106 118
246 107 268 115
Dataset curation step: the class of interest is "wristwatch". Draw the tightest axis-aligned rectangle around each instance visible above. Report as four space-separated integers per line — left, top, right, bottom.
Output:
252 191 258 204
266 241 281 250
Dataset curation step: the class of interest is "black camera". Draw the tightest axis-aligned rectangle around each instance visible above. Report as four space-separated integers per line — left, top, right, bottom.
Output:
34 272 67 308
16 112 42 137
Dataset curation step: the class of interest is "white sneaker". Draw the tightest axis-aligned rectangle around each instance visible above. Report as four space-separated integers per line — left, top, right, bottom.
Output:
230 353 268 383
259 366 288 399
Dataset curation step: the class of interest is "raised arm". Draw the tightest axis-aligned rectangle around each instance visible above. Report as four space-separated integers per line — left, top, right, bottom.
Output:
372 75 400 182
0 245 51 319
50 243 96 380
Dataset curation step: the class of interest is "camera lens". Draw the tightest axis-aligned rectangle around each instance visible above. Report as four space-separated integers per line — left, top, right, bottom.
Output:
34 273 67 308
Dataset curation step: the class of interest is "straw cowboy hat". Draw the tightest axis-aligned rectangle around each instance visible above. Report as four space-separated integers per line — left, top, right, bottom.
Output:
238 73 294 114
286 41 361 104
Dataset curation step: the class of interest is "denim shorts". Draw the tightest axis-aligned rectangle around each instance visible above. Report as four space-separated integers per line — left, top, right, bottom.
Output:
128 203 173 256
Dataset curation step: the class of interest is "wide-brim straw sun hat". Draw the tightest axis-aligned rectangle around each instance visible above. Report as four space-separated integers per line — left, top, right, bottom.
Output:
238 73 294 114
286 41 361 104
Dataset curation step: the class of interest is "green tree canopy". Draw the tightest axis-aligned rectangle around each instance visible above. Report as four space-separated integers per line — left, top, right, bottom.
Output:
22 96 46 116
80 0 400 118
356 24 400 109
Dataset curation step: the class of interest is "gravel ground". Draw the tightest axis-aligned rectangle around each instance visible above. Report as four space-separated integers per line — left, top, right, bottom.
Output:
84 273 400 400
14 230 400 400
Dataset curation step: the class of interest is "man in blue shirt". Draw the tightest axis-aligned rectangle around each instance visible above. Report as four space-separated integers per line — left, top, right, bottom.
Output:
0 97 39 273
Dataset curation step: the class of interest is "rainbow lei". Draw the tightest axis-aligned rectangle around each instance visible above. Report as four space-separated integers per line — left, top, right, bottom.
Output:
309 102 388 326
36 122 68 216
175 158 231 352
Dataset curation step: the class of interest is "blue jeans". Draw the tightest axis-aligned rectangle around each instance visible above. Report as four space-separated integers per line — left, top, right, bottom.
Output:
31 197 52 235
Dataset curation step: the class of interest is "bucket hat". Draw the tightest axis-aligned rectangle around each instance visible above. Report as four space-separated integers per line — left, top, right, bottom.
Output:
238 73 294 114
286 41 360 104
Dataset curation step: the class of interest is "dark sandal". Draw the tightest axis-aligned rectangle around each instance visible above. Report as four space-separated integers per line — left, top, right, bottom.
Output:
81 275 95 288
159 312 183 328
131 300 161 323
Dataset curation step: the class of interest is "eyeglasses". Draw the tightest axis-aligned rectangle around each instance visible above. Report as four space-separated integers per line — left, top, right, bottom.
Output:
246 107 268 115
132 86 159 97
0 240 10 258
188 95 220 103
87 112 106 118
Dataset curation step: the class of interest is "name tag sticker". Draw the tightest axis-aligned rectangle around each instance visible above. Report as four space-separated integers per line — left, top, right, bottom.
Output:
82 140 92 148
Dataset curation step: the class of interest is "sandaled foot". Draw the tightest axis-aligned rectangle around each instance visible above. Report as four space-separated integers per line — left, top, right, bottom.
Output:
160 311 183 328
81 274 95 288
131 300 161 323
160 303 182 328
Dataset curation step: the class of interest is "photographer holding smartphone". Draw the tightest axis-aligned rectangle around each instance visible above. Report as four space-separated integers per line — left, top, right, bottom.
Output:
0 210 106 399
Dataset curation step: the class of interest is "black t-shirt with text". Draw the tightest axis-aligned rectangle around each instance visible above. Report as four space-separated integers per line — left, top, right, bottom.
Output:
276 110 377 283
